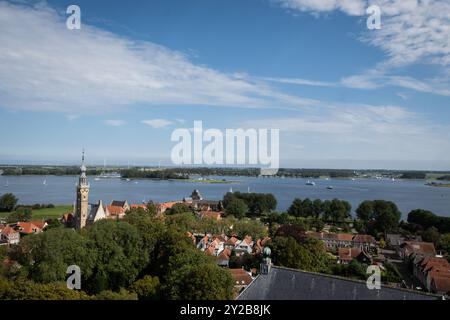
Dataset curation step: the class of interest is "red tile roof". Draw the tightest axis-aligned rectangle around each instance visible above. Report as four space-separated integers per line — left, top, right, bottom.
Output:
16 221 44 234
230 269 253 286
336 234 354 241
106 205 125 216
420 257 450 273
338 247 362 261
130 204 147 210
1 225 18 236
218 248 231 260
226 236 238 245
199 211 222 220
403 241 436 256
353 234 376 243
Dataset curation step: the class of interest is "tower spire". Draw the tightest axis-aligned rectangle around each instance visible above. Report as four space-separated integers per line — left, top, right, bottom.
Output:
76 149 89 230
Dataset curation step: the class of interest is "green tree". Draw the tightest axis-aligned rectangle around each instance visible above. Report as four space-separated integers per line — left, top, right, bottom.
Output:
86 220 147 293
224 197 248 219
287 198 304 217
311 218 325 232
166 203 191 215
0 278 91 300
130 275 160 300
356 200 401 235
94 289 138 300
233 219 267 239
356 200 374 222
11 227 96 284
269 236 329 273
146 201 157 216
171 264 234 300
328 199 351 223
312 199 323 218
7 207 32 223
0 193 18 212
422 226 441 246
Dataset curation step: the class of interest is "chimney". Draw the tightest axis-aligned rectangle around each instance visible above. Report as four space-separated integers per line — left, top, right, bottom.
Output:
260 246 272 275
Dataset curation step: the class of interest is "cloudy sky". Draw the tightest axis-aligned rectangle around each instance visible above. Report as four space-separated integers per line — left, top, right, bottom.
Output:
0 0 449 169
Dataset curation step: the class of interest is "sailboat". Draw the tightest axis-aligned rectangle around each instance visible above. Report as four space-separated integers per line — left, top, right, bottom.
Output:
229 187 233 193
43 179 47 186
4 179 8 187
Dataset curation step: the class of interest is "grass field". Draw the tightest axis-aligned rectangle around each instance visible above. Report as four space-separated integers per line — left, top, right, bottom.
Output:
31 205 72 220
0 205 72 221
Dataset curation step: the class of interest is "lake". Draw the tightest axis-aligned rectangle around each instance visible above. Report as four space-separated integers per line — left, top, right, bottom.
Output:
1 175 449 219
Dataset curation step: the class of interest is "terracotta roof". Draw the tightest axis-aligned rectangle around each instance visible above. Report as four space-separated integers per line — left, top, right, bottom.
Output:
403 241 436 256
205 245 215 256
16 221 43 234
218 248 232 260
420 257 450 273
336 233 354 241
338 247 362 261
106 205 125 216
130 204 147 210
226 236 239 245
159 201 180 209
199 211 222 220
1 225 18 236
230 269 253 286
213 234 228 243
31 221 47 230
353 234 376 243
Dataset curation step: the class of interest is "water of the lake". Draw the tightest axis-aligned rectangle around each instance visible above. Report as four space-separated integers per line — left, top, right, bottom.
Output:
1 175 449 219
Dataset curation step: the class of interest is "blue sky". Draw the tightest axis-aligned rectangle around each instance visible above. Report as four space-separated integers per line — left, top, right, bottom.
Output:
0 0 449 169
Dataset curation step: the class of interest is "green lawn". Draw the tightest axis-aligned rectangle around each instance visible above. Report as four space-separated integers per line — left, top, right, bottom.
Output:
31 205 72 220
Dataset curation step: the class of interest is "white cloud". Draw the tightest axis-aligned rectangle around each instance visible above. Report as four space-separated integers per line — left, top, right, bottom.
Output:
258 76 335 87
275 0 450 96
141 119 173 128
0 2 316 114
274 0 366 16
241 104 450 161
104 119 127 126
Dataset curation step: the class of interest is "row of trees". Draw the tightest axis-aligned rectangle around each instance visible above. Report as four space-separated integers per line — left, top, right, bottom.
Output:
287 198 351 222
407 209 450 234
223 192 277 218
2 208 235 300
356 200 401 235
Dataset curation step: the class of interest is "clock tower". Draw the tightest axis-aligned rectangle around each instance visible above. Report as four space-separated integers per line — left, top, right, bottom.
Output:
75 150 89 230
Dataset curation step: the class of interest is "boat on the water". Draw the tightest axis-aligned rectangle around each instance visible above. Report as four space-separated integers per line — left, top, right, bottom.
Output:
326 186 334 190
306 180 316 186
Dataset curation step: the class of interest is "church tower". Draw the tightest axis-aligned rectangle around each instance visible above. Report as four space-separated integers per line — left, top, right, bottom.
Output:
75 150 89 230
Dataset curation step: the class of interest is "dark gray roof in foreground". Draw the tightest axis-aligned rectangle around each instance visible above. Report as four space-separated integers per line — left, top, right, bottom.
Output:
237 266 439 300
